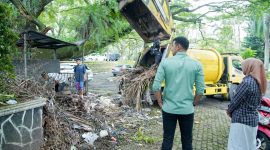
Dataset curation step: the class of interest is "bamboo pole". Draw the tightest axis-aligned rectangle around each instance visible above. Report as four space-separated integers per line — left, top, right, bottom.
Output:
24 33 27 78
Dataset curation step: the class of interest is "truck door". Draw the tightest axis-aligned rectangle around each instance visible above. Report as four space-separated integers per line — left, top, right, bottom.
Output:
228 56 244 84
220 57 228 83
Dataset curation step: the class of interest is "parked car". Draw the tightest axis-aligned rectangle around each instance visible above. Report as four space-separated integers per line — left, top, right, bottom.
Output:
60 63 93 81
107 53 121 61
112 64 132 76
85 53 106 61
96 54 106 61
85 54 97 61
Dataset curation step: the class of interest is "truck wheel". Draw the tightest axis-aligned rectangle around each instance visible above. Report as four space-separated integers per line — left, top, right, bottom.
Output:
206 95 214 98
257 131 270 150
222 93 228 100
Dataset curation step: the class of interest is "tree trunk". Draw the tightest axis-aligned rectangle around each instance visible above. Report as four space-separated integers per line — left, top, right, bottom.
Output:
238 24 241 52
264 13 270 70
35 0 54 17
9 0 52 32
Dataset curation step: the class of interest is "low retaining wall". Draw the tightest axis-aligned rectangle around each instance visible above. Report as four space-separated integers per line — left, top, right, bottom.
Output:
0 98 46 150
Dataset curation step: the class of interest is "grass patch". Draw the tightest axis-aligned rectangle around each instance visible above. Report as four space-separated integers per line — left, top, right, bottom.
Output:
131 127 161 144
148 107 161 117
85 60 135 73
0 94 15 103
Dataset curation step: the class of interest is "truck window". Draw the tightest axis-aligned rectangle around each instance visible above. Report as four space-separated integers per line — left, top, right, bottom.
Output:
232 60 242 71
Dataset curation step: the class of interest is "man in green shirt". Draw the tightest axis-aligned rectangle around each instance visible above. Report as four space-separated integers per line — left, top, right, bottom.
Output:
152 36 205 150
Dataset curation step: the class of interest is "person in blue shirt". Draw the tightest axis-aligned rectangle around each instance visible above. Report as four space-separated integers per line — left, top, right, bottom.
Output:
74 58 86 99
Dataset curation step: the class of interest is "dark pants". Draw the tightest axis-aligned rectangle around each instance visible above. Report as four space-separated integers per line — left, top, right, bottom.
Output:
162 111 194 150
55 83 59 92
55 82 66 92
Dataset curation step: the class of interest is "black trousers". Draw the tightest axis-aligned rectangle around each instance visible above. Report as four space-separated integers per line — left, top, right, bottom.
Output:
55 83 59 92
162 111 194 150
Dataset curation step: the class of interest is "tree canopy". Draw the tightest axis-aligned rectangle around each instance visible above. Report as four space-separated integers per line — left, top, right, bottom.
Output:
2 0 270 61
4 0 132 56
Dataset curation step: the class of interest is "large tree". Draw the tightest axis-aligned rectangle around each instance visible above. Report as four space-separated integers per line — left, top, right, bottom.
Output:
39 0 131 55
6 0 270 60
171 0 270 64
7 0 53 32
264 13 270 69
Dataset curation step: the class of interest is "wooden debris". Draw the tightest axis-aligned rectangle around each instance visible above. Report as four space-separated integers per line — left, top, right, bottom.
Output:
119 65 157 111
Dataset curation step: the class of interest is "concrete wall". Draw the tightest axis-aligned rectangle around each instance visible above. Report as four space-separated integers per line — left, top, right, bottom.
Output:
0 99 46 150
14 59 60 79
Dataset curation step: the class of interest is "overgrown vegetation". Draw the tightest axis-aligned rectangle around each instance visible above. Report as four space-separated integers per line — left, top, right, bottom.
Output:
39 0 131 55
242 31 265 61
0 3 18 94
0 94 15 103
4 0 131 59
241 48 257 59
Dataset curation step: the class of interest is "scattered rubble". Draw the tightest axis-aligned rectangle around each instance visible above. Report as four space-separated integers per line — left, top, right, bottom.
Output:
2 77 162 149
82 132 99 145
5 99 17 105
100 130 109 138
41 92 161 149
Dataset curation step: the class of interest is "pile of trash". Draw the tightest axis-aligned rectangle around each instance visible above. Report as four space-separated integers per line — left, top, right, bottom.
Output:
1 77 160 149
0 77 55 105
41 93 114 149
41 92 157 149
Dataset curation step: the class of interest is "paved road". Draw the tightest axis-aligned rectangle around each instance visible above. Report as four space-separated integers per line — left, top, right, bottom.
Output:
89 72 119 96
89 73 270 113
89 72 231 108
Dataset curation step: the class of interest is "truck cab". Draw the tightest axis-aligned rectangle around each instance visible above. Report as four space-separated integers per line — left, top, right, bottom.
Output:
221 54 244 84
220 54 244 99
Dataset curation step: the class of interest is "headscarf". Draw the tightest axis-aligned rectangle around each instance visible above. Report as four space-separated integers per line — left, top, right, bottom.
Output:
241 58 267 95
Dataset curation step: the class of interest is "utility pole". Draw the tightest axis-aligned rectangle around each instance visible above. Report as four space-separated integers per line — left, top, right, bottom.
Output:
53 49 57 60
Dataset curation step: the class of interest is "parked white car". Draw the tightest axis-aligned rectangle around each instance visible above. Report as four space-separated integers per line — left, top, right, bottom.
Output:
112 64 133 76
60 63 93 81
85 53 106 61
96 54 106 61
